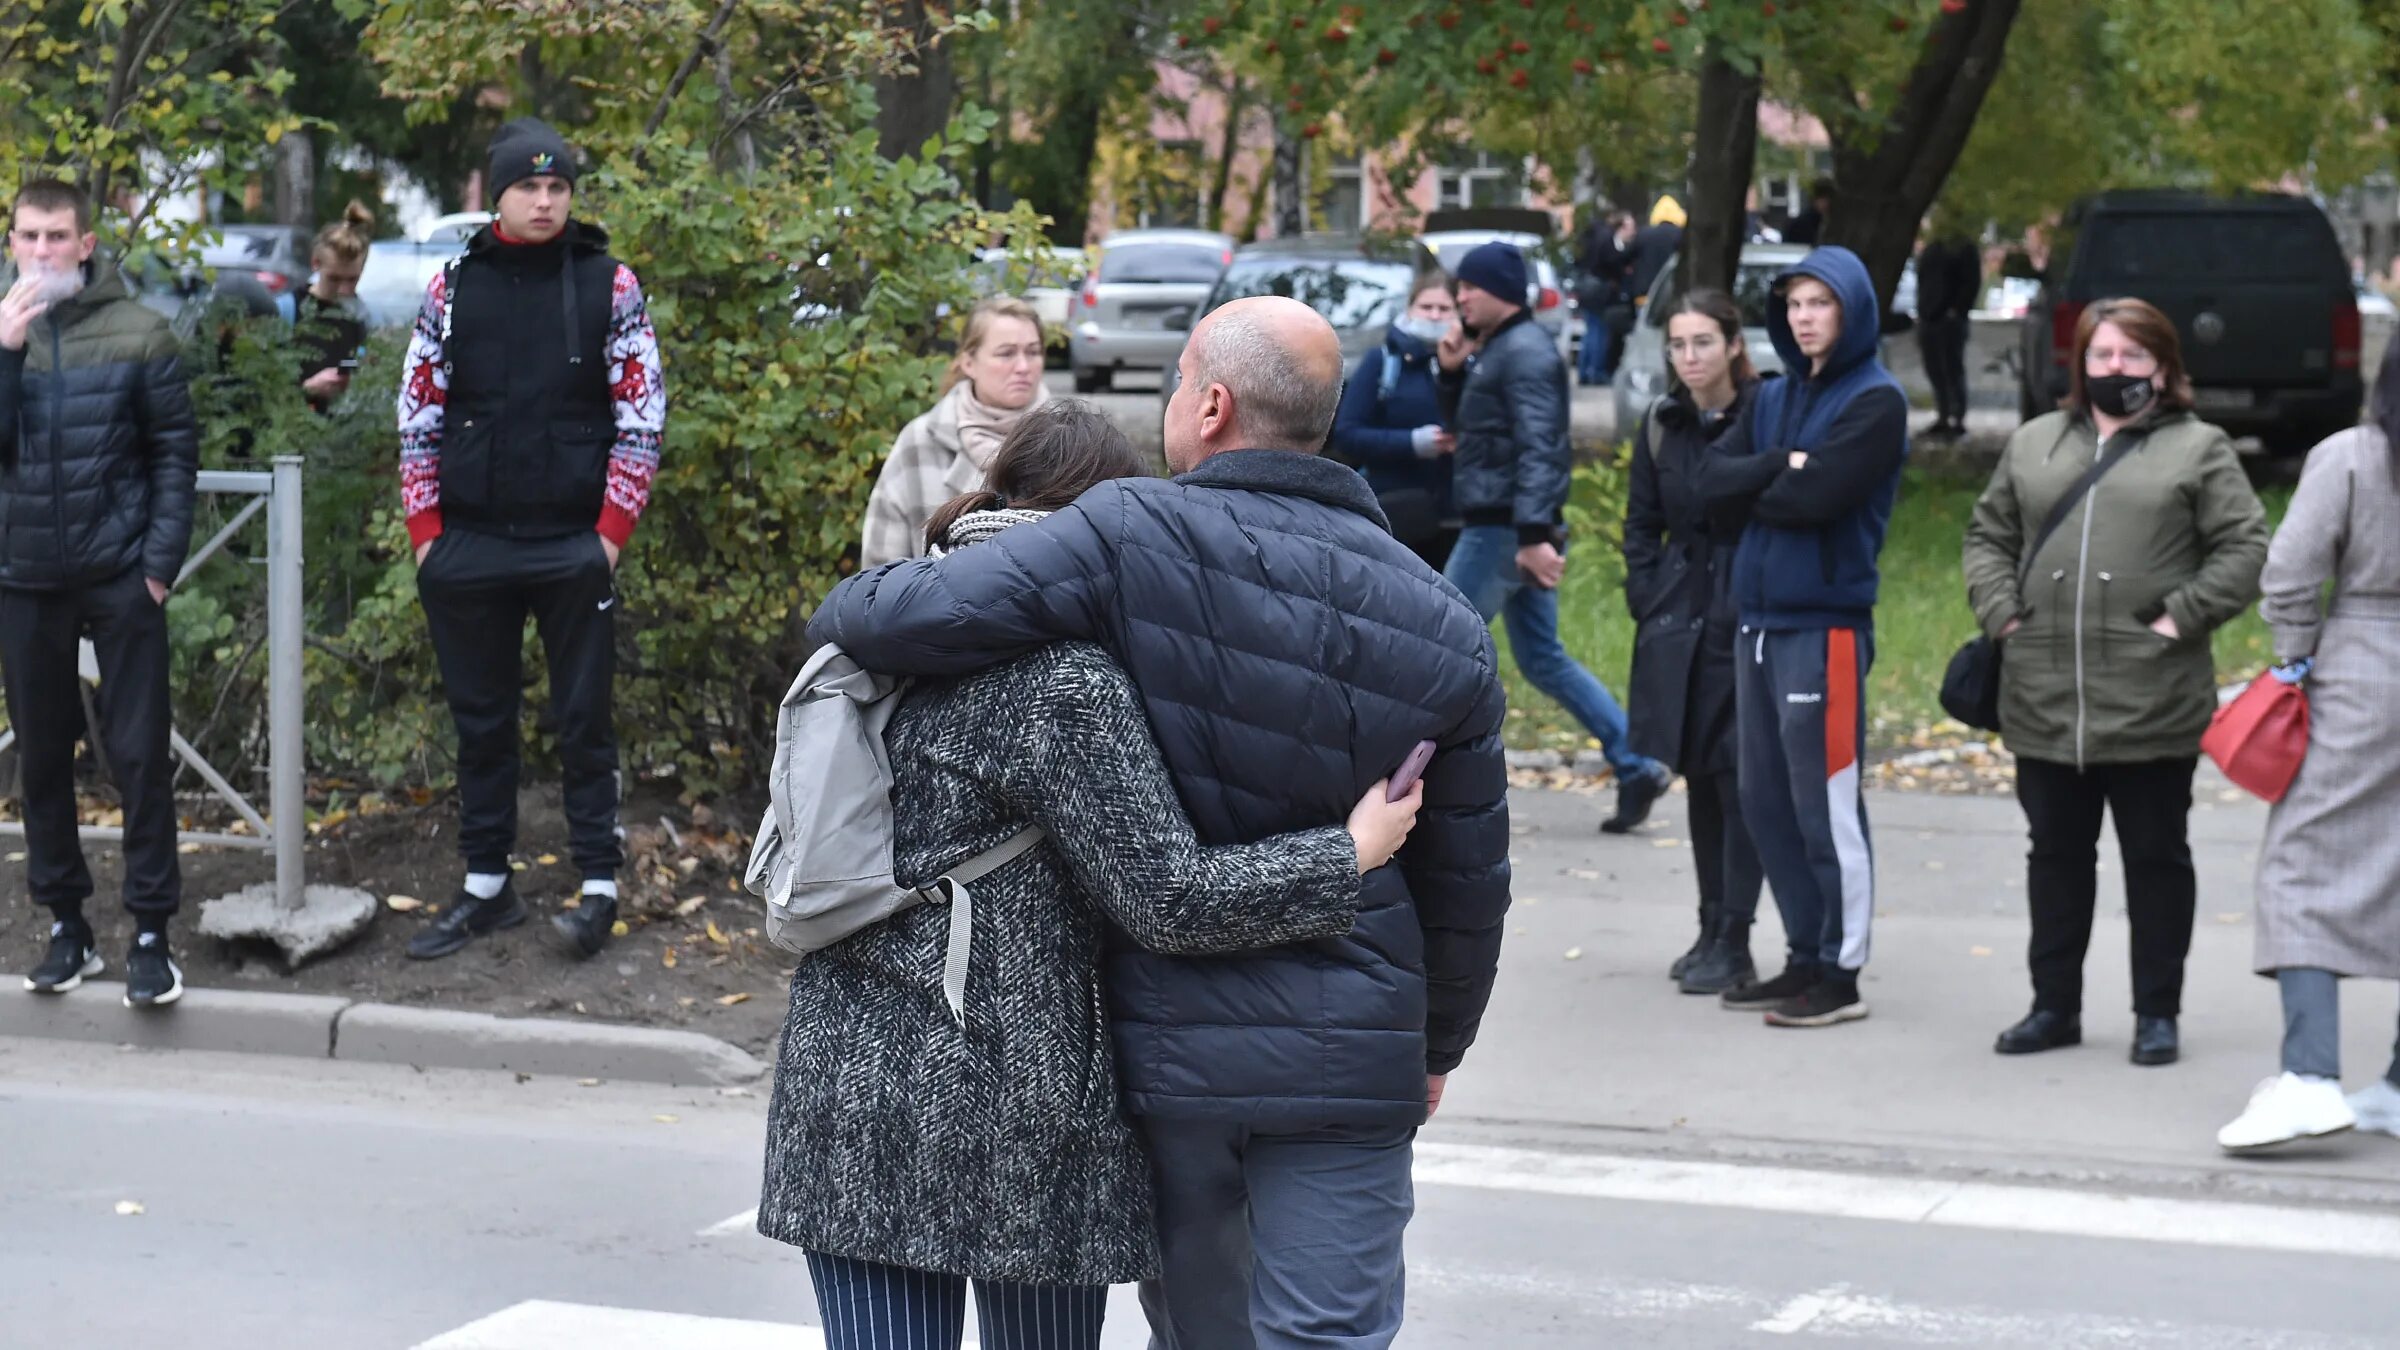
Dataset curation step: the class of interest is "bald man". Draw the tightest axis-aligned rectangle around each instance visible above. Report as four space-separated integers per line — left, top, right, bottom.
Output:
812 298 1512 1349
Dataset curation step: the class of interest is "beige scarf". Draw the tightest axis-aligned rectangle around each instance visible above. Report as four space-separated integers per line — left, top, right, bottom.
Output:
948 377 1050 473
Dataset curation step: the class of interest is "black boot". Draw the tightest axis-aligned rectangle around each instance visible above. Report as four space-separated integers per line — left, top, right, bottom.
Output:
551 890 619 960
1601 766 1669 835
1678 924 1756 996
1669 902 1719 981
406 879 527 961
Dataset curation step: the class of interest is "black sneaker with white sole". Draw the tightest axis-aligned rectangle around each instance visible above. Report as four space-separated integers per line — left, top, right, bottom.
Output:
1763 975 1867 1028
25 922 103 993
1719 964 1819 1012
124 931 184 1009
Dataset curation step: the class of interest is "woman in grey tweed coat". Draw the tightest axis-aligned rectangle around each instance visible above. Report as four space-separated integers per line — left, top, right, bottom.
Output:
760 403 1425 1348
2217 356 2400 1154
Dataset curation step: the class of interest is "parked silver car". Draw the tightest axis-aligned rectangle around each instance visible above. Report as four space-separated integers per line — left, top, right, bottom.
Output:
355 212 492 329
1071 228 1233 392
1157 236 1439 413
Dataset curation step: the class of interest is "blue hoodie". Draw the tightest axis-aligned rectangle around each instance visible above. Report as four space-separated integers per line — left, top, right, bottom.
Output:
1328 327 1455 523
1699 246 1910 631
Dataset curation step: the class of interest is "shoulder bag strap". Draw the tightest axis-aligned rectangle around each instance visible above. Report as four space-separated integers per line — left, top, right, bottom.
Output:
2016 430 2137 587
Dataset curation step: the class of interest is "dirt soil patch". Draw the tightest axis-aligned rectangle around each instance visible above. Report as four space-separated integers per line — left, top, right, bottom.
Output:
0 785 796 1055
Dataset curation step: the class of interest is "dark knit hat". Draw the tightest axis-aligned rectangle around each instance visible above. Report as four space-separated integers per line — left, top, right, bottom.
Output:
487 118 579 199
1455 240 1529 304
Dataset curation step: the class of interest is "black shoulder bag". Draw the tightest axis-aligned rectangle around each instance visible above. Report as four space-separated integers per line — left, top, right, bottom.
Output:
1939 439 2135 733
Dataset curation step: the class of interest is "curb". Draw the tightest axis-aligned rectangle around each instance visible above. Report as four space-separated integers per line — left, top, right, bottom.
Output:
0 979 767 1088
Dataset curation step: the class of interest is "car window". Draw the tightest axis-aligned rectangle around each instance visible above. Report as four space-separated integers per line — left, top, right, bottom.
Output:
1648 260 1784 328
1207 258 1419 331
1100 242 1226 285
2079 213 2339 285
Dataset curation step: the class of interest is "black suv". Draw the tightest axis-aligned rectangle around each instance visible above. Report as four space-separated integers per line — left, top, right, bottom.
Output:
2020 191 2361 452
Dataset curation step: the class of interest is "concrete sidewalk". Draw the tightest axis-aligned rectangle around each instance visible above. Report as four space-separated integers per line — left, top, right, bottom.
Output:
1441 777 2400 1206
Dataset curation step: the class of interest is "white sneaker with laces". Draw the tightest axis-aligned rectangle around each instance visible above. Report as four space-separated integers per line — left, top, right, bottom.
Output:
2217 1073 2355 1153
2347 1077 2400 1138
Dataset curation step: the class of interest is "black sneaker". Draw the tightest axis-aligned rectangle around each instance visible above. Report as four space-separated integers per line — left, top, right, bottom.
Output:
123 931 184 1009
549 891 618 960
1764 975 1868 1028
1600 766 1670 835
25 921 102 994
405 879 527 961
1720 964 1819 1012
1678 938 1757 996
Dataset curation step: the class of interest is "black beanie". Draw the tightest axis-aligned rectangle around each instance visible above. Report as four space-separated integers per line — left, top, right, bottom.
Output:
487 118 579 199
1455 241 1529 305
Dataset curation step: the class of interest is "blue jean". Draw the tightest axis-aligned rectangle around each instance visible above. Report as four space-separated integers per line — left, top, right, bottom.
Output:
1443 526 1656 780
1579 310 1615 383
1138 1120 1415 1350
806 1251 1107 1350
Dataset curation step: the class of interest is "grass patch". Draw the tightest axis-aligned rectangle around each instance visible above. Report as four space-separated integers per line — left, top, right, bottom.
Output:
1494 464 2291 754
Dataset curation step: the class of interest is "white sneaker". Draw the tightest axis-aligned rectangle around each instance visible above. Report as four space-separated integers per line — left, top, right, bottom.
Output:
2217 1073 2356 1153
2348 1078 2400 1137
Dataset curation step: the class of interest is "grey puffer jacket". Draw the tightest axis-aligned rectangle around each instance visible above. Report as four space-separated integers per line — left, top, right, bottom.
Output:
759 639 1362 1286
0 259 197 591
1439 311 1572 544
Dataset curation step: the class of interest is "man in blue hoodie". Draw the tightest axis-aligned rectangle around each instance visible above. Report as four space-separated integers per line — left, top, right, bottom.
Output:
1699 246 1908 1028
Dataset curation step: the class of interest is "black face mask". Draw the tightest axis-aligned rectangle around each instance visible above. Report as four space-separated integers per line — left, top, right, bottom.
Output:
2086 373 2156 419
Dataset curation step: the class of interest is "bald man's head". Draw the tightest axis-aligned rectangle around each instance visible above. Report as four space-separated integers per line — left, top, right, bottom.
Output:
1181 296 1345 454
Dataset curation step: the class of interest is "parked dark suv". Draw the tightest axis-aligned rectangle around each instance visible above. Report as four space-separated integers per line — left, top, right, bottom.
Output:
2020 191 2361 452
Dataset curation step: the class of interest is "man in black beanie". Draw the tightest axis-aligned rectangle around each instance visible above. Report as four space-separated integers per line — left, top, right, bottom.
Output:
395 116 667 962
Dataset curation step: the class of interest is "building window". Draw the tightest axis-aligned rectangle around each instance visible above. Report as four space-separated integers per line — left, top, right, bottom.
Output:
1317 154 1367 234
1136 140 1204 230
1437 152 1525 211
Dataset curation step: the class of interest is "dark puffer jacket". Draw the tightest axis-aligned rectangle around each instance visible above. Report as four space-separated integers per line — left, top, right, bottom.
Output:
0 259 198 591
809 449 1512 1130
1438 310 1572 546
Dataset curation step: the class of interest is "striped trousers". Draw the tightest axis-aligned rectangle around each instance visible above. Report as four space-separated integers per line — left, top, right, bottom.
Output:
1738 625 1876 972
805 1251 1108 1350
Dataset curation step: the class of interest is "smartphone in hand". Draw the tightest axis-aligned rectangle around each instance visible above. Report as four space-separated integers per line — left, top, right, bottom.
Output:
1387 740 1437 803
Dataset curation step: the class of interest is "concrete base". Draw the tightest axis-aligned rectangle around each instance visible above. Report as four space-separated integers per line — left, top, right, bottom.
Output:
196 882 380 969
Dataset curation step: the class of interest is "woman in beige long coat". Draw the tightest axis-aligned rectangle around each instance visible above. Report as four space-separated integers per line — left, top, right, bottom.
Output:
859 296 1050 568
2217 350 2400 1154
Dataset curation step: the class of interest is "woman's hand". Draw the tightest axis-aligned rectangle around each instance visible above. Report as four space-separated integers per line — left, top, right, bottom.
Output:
1349 779 1425 874
1998 617 2023 639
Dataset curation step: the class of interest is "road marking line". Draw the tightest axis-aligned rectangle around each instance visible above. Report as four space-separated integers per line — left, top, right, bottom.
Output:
415 1300 832 1350
1411 1141 2400 1262
699 1206 758 1237
1753 1289 1833 1334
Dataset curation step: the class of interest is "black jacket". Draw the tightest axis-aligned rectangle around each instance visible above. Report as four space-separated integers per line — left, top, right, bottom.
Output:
1624 382 1759 775
1439 311 1572 546
1915 238 1983 326
808 450 1512 1129
1575 223 1632 309
0 259 198 591
1628 222 1684 299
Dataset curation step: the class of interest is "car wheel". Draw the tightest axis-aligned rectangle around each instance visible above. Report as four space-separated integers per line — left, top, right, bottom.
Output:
1074 367 1112 394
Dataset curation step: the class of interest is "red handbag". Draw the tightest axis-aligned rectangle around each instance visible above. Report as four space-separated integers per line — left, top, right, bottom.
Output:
2202 673 2310 803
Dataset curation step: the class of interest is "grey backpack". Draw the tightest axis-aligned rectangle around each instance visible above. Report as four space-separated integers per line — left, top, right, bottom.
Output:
743 643 1044 1021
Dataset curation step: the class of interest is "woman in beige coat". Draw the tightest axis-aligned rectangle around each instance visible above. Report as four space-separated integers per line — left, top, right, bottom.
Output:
2217 347 2400 1154
860 296 1050 568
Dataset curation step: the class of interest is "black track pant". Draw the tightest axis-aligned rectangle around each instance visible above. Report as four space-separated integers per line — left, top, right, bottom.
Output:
417 530 622 882
0 568 180 920
2013 756 2197 1019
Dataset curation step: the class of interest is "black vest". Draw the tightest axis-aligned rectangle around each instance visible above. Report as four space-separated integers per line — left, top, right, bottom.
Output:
441 222 619 537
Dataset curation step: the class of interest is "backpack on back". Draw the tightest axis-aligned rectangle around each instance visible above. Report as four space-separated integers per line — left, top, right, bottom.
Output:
742 643 1043 1021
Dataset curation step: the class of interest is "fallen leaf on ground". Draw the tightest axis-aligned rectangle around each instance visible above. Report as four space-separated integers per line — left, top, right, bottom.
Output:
114 1201 144 1216
536 853 559 866
1564 947 1584 960
1925 861 1946 871
676 996 697 1008
5 852 23 863
573 1002 587 1015
1970 946 1993 957
610 921 630 938
577 1078 603 1087
384 894 423 913
653 1114 679 1124
1567 868 1601 881
662 946 678 968
2217 912 2245 924
705 920 730 947
1651 838 1682 849
674 895 708 917
560 896 580 911
716 992 752 1006
509 860 529 872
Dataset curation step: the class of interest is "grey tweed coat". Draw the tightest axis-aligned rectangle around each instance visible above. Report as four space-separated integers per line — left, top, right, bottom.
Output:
757 640 1363 1286
2254 427 2400 979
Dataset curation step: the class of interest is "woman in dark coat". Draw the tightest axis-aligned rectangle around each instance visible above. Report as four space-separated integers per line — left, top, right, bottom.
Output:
1329 275 1460 570
760 402 1426 1350
1621 289 1767 995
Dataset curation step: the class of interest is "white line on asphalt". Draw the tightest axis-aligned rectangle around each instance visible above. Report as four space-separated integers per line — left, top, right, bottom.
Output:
698 1205 758 1237
1753 1289 1833 1334
1411 1141 2400 1263
415 1301 831 1350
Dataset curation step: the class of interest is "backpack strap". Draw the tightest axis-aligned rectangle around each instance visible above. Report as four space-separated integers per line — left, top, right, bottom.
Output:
438 255 462 378
924 824 1046 1024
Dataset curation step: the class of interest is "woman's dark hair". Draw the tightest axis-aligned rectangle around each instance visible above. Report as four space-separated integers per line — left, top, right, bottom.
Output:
1662 288 1757 390
2065 297 2194 418
922 399 1149 549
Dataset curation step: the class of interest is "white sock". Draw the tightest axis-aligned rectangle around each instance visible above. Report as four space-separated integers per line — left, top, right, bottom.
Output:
463 872 509 900
581 879 618 900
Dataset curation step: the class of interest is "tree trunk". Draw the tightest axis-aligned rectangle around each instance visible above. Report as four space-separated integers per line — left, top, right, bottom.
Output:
272 129 315 227
1816 0 2026 307
1205 75 1245 233
1682 53 1761 295
1029 82 1105 244
1271 119 1305 238
876 0 957 160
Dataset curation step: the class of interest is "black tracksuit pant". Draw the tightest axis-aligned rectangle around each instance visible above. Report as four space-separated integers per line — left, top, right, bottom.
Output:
0 567 180 921
417 529 622 882
1918 315 1971 426
2013 756 2198 1019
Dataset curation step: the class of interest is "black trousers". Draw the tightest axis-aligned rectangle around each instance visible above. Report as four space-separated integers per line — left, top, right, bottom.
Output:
417 530 622 881
0 569 180 919
1918 315 1971 425
1690 768 1765 931
2014 756 2197 1019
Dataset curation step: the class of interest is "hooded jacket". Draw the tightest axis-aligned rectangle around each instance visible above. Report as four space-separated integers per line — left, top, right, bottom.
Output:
1699 246 1909 632
1329 326 1454 539
1438 310 1571 546
0 258 198 591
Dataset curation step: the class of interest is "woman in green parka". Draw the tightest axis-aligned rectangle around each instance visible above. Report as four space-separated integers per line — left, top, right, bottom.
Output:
1962 297 2269 1069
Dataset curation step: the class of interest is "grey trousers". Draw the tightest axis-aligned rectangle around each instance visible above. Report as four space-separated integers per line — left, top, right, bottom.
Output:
2277 967 2400 1083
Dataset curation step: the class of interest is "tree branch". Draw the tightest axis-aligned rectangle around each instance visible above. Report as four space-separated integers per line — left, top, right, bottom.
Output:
642 0 743 144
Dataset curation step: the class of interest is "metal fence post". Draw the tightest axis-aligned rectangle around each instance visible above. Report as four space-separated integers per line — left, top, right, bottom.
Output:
269 455 305 911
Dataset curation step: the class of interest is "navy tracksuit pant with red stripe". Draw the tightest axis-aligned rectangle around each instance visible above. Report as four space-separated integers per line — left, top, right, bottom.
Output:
1738 625 1875 973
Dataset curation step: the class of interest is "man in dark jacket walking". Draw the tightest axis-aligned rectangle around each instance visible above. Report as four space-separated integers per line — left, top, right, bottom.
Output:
1573 210 1635 385
2 179 198 1008
1700 246 1908 1029
1440 240 1670 833
1914 228 1983 438
810 297 1510 1350
396 118 667 962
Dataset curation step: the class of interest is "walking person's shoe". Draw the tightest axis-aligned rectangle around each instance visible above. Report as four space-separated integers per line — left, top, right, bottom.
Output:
2130 1015 2180 1066
2217 1073 2355 1153
551 888 619 960
1994 1008 2083 1055
123 931 184 1009
1763 974 1868 1028
405 879 527 961
1678 936 1756 996
1719 964 1819 1012
24 920 102 994
2346 1078 2400 1137
1600 765 1671 835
